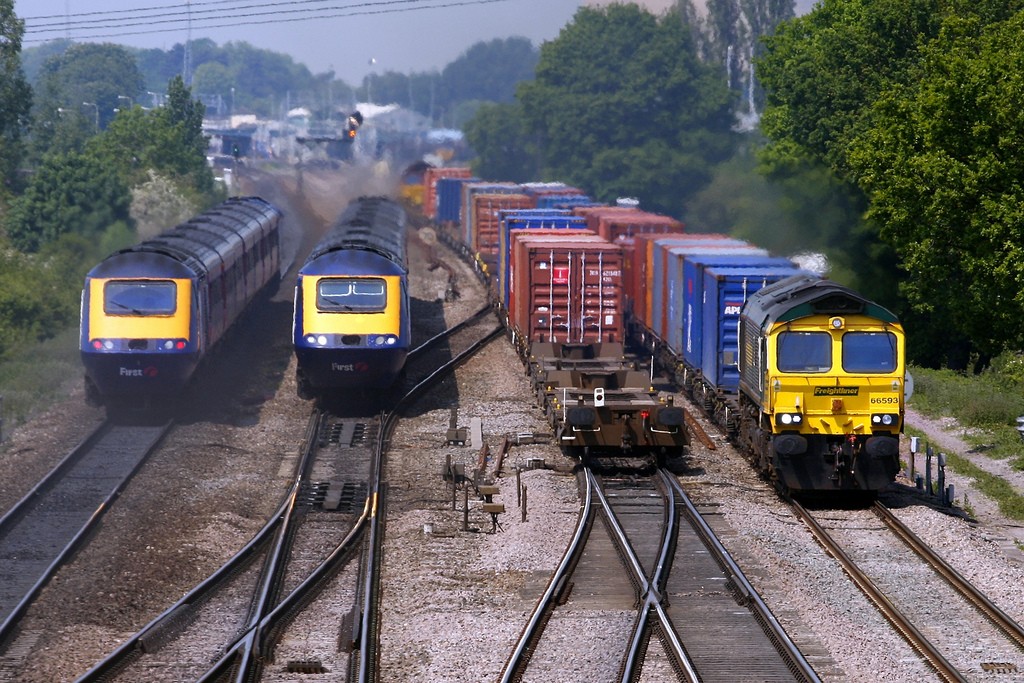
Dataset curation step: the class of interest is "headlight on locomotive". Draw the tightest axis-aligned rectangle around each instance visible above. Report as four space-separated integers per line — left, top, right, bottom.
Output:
775 412 803 428
871 413 900 427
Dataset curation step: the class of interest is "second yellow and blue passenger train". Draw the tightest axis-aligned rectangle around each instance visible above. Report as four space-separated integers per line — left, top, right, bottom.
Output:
292 196 411 399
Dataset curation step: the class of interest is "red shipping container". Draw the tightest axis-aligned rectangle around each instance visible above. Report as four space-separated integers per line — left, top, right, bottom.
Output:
573 205 639 234
510 236 624 345
499 228 596 307
598 213 684 243
470 193 534 260
423 167 472 219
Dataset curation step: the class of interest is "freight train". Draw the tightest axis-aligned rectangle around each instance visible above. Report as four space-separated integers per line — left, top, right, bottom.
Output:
80 196 282 409
292 196 410 399
417 170 907 494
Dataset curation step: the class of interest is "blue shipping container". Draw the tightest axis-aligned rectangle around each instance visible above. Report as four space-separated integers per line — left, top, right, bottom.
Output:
436 176 478 225
700 265 809 392
681 254 795 370
658 242 765 354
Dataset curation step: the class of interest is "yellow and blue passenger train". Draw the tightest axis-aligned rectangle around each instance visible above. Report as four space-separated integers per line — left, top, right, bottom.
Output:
293 196 410 399
80 196 282 408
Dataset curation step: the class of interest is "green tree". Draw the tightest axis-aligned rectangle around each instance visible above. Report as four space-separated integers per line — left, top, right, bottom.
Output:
756 0 1024 366
848 11 1024 362
441 37 538 105
463 102 538 182
0 0 32 193
4 150 132 253
30 43 145 159
516 5 734 216
757 0 944 178
89 75 217 202
0 242 81 357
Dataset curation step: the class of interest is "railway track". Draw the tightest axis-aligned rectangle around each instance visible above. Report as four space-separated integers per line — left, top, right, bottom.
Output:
70 309 503 682
792 499 1024 681
0 420 172 663
501 464 817 682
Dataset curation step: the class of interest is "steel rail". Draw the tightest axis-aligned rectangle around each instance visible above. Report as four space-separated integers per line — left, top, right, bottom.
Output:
0 419 172 650
499 471 594 683
872 501 1024 652
618 472 694 683
194 317 504 683
356 323 505 682
405 303 494 362
76 411 322 682
667 473 819 682
791 499 965 683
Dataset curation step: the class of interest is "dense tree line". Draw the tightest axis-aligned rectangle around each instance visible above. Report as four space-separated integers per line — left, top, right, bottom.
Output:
757 0 1024 367
0 0 219 360
467 5 737 218
21 35 538 127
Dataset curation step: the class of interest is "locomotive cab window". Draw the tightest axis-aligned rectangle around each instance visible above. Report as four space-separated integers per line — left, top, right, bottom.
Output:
317 278 387 312
104 280 177 316
777 332 831 372
842 331 898 373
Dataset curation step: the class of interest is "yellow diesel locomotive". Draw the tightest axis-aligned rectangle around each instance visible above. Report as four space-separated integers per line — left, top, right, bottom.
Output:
736 275 907 493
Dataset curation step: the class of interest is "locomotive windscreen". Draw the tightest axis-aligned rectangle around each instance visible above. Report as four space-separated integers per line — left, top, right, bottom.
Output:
104 280 177 316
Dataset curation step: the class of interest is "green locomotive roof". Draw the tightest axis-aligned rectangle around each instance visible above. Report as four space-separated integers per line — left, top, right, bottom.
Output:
742 274 899 330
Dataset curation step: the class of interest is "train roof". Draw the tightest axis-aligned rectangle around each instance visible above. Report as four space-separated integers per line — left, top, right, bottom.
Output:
306 197 407 268
742 274 900 329
299 247 406 276
86 249 195 278
88 196 281 280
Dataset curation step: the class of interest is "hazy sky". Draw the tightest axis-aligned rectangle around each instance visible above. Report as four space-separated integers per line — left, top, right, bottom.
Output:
15 0 582 84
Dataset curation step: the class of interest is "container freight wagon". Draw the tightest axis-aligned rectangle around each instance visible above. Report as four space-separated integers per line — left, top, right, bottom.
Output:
497 213 589 307
530 342 688 461
435 175 479 252
460 182 521 253
423 167 472 219
508 235 624 348
679 254 799 373
578 207 685 244
470 193 534 269
651 238 767 344
627 234 744 334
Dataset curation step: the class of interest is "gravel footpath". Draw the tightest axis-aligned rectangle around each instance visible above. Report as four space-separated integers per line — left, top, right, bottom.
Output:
1 166 1024 682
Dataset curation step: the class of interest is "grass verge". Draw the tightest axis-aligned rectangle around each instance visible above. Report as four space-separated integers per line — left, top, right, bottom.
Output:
0 327 83 442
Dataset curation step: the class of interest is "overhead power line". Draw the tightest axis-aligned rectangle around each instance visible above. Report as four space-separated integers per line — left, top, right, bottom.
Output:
22 0 512 43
